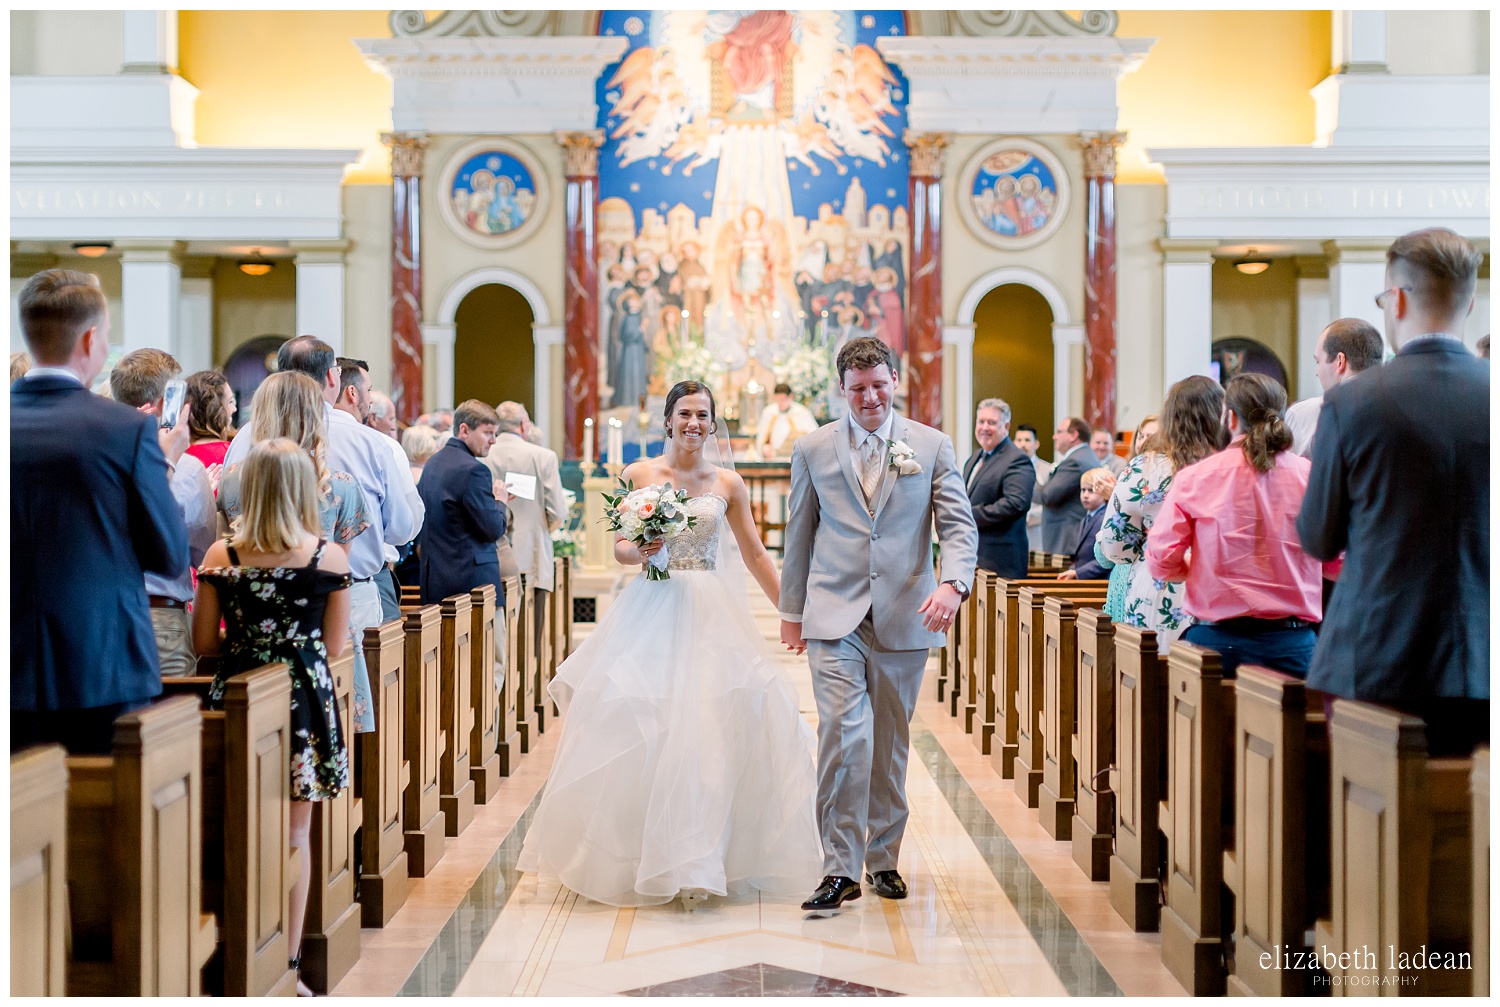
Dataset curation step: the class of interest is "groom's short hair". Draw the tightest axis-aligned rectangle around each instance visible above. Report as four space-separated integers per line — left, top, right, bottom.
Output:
837 337 897 384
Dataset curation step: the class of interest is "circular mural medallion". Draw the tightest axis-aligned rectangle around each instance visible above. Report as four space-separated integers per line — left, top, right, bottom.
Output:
958 138 1070 251
438 139 548 249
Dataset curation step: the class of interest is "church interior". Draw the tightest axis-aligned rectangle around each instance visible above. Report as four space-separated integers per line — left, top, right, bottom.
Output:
8 8 1491 998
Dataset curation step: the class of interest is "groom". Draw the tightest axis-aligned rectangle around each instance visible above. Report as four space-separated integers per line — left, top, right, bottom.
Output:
780 337 979 914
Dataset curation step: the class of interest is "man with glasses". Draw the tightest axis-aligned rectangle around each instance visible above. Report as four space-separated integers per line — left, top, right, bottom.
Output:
1284 318 1385 458
1298 227 1489 757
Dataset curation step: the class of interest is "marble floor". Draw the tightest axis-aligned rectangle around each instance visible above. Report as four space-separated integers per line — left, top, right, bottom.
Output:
331 577 1186 998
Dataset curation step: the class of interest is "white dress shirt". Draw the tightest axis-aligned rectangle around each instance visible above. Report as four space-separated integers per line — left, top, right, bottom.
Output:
757 401 818 458
145 453 216 603
1285 395 1322 459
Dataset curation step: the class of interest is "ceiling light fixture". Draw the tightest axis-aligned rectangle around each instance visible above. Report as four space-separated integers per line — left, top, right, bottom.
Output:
237 250 274 277
1234 248 1272 275
71 241 112 258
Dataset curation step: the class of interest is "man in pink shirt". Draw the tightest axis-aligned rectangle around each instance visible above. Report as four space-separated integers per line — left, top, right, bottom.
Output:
1146 373 1332 676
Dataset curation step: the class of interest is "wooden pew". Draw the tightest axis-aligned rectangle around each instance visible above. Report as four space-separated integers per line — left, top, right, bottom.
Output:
303 651 362 995
987 577 1053 781
1037 593 1106 839
1223 665 1329 996
159 668 297 997
1315 700 1474 996
1109 625 1166 931
1071 607 1114 880
498 576 524 768
66 696 217 996
468 584 503 801
399 584 421 607
1158 643 1232 996
1475 748 1490 997
956 574 981 728
533 571 556 728
938 596 959 705
969 571 999 754
402 604 447 876
1012 583 1106 808
12 745 68 996
358 620 411 926
512 579 539 751
438 593 476 837
556 556 574 664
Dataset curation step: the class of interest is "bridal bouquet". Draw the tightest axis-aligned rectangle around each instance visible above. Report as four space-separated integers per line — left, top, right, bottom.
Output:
602 481 697 581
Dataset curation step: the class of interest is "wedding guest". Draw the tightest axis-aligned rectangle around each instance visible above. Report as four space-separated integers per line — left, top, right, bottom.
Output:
193 438 351 997
183 369 237 470
1148 373 1329 676
1128 414 1160 460
12 269 187 754
1097 378 1224 648
110 349 217 677
366 389 399 440
1035 417 1100 554
10 350 32 382
1284 318 1384 458
756 383 818 460
963 397 1034 579
1057 467 1115 580
1090 428 1127 477
1299 227 1488 754
1477 334 1489 359
417 399 509 607
1014 423 1052 551
402 423 440 484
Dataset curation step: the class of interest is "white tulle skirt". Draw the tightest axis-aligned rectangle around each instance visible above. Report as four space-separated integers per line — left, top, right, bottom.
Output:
517 569 822 907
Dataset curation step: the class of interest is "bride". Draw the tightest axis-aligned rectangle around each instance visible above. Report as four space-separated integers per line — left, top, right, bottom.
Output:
517 381 821 908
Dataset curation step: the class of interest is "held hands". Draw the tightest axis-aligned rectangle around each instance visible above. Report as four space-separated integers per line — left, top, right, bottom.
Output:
918 582 962 633
205 462 224 495
779 619 806 656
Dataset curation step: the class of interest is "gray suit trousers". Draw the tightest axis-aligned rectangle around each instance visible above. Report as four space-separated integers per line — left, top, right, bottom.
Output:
807 611 927 878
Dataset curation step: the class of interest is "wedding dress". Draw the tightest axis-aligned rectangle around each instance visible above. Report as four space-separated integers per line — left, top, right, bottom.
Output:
517 493 822 907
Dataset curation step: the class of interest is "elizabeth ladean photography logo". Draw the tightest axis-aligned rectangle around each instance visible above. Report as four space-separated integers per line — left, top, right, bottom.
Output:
1261 945 1471 987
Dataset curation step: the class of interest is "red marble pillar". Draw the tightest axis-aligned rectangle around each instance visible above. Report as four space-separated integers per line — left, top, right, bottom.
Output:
384 132 428 425
904 131 950 428
1080 131 1125 436
556 131 603 462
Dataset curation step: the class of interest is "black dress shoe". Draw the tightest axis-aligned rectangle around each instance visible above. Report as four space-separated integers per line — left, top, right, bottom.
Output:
864 870 908 899
800 875 862 914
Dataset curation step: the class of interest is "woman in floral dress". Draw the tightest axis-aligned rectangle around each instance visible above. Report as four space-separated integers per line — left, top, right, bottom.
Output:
1096 377 1226 653
218 371 375 732
194 439 352 996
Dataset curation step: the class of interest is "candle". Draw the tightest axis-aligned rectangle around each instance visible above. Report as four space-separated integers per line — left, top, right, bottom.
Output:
582 417 594 466
607 418 623 468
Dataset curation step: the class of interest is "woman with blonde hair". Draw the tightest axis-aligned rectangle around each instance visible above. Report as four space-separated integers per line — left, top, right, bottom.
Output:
10 351 32 382
1095 377 1226 649
401 422 440 484
219 371 374 732
193 439 351 996
1146 372 1332 677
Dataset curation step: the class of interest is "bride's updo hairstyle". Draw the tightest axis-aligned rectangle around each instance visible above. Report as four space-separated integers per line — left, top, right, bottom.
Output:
663 380 717 437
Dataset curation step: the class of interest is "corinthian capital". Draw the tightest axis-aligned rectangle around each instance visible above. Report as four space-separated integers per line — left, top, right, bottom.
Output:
383 132 430 178
904 131 953 179
1078 131 1127 179
555 130 605 178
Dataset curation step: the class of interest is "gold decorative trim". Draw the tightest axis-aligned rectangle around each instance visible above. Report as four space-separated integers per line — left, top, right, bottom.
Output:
905 131 953 179
555 130 605 179
383 132 429 178
1078 131 1126 179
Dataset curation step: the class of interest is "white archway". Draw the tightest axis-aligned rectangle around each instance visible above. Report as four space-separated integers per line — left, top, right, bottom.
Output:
425 267 560 435
949 267 1081 452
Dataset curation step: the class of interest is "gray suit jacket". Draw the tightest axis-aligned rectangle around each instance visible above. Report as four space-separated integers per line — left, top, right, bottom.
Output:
1035 445 1101 554
781 416 978 651
481 433 567 591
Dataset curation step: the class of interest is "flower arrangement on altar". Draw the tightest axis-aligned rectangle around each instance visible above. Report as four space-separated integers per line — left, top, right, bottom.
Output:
773 344 837 419
551 527 581 559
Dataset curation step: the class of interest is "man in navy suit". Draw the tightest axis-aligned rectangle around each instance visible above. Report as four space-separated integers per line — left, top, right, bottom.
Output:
962 398 1034 579
417 399 509 607
1035 417 1101 555
1057 467 1116 581
1298 227 1489 757
11 269 188 754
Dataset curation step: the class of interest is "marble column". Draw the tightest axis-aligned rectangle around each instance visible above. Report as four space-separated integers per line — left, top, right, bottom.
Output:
904 131 950 428
556 130 603 462
1079 131 1124 435
384 132 427 425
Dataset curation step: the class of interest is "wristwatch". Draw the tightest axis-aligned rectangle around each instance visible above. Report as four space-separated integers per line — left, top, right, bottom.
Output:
942 579 971 601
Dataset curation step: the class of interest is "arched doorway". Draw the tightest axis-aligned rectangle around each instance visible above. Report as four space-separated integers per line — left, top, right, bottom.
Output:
973 284 1055 445
1212 336 1289 390
223 333 289 428
453 284 535 411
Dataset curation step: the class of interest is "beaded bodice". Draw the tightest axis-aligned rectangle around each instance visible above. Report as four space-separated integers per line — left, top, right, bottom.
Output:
667 493 727 571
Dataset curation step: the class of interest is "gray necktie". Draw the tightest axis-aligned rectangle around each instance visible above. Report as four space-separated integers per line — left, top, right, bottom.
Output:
966 451 988 491
860 433 884 505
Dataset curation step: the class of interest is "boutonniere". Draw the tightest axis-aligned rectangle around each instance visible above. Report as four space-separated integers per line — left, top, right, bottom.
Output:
887 438 922 476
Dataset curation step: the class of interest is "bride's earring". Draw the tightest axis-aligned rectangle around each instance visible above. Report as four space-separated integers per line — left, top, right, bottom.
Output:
708 421 718 435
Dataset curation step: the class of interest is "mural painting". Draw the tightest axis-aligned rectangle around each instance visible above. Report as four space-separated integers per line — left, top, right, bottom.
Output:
594 10 911 427
449 150 539 238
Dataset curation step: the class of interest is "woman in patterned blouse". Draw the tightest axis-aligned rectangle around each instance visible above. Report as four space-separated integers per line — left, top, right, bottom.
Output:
1095 376 1226 653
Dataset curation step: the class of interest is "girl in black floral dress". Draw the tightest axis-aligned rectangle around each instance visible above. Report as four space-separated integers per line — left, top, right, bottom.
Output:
193 438 351 995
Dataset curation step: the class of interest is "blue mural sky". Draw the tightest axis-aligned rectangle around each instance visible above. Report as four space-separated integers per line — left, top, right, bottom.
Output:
595 10 910 223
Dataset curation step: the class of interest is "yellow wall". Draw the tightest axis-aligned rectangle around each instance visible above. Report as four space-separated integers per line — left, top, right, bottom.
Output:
1210 257 1299 390
212 259 297 365
178 10 394 183
454 284 536 412
972 284 1055 448
1115 11 1332 184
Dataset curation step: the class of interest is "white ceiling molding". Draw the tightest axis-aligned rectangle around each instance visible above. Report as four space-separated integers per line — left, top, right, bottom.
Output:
1313 74 1489 149
12 75 199 149
876 36 1153 133
1148 146 1490 241
355 36 629 134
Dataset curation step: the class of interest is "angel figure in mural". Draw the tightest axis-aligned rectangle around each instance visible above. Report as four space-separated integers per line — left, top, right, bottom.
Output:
712 205 795 345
